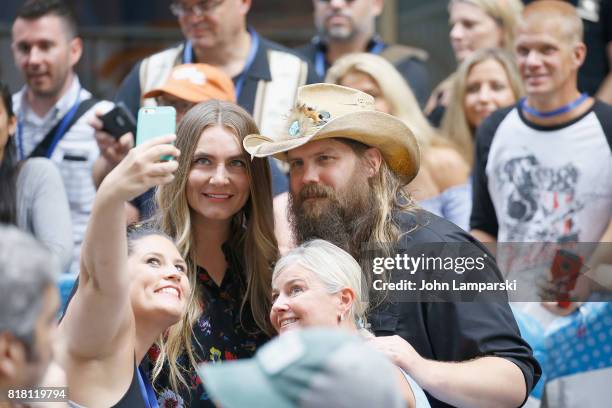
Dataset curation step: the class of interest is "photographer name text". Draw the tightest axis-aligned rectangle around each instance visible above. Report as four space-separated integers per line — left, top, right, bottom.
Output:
372 279 518 292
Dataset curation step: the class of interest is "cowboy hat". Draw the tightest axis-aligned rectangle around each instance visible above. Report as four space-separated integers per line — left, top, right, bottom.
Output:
242 83 419 183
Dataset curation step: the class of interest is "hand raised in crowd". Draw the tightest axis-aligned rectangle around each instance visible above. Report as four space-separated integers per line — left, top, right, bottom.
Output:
90 109 134 168
539 273 592 316
99 133 179 202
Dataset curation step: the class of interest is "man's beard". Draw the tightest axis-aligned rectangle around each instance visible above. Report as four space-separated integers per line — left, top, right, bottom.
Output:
317 13 356 42
289 177 376 256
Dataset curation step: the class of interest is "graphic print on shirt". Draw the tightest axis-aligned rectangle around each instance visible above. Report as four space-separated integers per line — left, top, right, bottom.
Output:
495 155 584 242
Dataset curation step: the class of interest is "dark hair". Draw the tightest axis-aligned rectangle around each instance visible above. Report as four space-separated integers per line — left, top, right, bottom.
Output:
336 137 371 155
16 0 78 38
126 222 176 256
0 82 18 225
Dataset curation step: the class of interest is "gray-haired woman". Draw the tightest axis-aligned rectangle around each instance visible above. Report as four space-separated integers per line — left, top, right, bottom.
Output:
270 239 431 408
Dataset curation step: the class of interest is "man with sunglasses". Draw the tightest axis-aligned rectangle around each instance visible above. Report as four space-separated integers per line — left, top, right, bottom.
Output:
297 0 430 107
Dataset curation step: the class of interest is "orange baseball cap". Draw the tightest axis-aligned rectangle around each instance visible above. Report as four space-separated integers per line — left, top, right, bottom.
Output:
143 63 236 103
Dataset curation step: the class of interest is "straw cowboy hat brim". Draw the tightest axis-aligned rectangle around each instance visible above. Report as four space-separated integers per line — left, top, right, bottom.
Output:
244 109 419 184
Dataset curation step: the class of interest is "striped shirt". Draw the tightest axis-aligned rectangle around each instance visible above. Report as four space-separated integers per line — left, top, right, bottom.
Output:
13 77 113 274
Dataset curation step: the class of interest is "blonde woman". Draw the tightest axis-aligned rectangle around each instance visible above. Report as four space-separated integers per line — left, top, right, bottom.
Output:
57 134 190 407
327 53 471 230
153 101 279 406
441 48 523 164
269 239 432 408
426 0 523 122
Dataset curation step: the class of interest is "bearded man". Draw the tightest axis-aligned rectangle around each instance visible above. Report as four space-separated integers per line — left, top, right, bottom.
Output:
244 83 541 408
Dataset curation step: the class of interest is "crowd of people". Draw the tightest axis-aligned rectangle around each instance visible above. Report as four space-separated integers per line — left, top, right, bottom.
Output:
1 0 611 407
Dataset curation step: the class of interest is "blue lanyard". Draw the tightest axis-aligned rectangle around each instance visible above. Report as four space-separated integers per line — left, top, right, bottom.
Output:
314 38 386 78
369 40 386 55
182 29 260 101
16 89 82 160
520 93 589 118
314 51 326 79
137 366 159 408
182 40 193 64
16 121 25 160
234 31 259 100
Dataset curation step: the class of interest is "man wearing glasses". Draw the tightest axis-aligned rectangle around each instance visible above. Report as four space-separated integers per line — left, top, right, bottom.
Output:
94 0 316 222
115 0 318 136
296 0 430 107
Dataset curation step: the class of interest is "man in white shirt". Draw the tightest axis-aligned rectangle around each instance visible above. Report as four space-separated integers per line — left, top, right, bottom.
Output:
11 0 112 273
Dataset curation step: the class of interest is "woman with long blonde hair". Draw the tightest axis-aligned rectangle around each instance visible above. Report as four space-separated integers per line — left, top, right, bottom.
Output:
152 100 279 406
326 52 472 230
441 48 523 164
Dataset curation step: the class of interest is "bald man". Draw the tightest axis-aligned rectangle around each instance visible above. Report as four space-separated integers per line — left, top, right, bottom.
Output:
471 0 611 243
471 2 612 404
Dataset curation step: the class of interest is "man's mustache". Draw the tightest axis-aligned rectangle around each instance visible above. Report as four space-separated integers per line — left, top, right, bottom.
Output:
325 11 352 22
297 184 335 201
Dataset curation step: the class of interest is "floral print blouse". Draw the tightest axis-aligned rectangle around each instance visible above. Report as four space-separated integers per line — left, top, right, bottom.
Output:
153 243 269 408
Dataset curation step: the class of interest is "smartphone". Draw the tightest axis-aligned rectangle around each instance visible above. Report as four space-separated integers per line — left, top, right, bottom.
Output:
100 102 136 139
550 249 583 308
136 106 176 161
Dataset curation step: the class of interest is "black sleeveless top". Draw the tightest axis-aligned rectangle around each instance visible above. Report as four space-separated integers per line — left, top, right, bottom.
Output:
68 360 146 408
111 360 147 408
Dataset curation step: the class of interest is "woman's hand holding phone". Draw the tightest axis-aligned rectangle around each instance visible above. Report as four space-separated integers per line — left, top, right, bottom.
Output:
99 134 180 203
136 106 176 161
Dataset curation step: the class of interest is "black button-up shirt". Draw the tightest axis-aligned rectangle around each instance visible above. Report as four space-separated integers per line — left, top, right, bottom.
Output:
368 210 541 408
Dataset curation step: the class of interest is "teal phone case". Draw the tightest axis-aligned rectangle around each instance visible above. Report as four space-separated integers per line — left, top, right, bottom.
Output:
136 106 176 160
